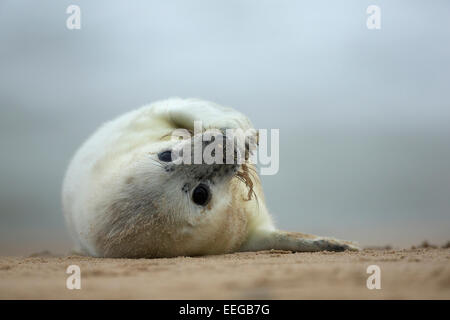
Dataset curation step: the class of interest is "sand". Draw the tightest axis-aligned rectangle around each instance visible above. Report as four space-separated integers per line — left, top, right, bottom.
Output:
0 248 449 299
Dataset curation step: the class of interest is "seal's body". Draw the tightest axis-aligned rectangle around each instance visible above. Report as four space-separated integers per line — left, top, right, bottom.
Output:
62 98 358 258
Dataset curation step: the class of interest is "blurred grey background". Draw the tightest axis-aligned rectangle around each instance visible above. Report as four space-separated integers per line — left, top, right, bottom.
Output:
0 0 449 255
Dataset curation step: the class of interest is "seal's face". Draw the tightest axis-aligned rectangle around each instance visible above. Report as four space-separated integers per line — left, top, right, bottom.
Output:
146 130 241 216
94 130 245 258
156 149 238 208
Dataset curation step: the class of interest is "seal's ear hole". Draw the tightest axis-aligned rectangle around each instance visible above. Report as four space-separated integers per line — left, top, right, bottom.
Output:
158 150 172 162
192 183 211 206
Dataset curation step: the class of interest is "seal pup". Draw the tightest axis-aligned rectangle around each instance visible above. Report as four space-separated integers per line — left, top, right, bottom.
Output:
62 98 359 258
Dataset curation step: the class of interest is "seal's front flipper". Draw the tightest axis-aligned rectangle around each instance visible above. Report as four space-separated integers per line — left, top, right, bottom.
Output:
239 230 360 253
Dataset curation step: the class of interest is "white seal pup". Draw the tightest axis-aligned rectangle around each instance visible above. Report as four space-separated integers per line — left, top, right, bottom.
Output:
62 98 359 258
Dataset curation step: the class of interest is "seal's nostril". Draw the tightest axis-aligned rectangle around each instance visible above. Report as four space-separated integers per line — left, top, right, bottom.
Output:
182 183 190 193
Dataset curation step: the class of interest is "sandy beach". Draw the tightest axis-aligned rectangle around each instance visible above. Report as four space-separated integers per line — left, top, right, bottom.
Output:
0 247 448 299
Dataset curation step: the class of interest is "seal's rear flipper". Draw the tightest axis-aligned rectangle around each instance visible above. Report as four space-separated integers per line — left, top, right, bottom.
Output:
239 230 360 252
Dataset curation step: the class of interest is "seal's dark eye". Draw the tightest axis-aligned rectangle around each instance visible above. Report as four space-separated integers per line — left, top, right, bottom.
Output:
192 184 210 206
158 150 172 162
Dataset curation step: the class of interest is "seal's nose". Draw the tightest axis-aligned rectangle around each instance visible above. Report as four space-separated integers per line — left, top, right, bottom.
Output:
207 130 243 165
175 129 251 166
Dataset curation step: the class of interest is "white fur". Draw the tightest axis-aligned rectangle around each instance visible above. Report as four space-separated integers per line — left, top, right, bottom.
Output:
62 98 358 258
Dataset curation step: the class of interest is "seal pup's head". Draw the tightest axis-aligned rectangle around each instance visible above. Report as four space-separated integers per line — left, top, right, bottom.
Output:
90 129 256 258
